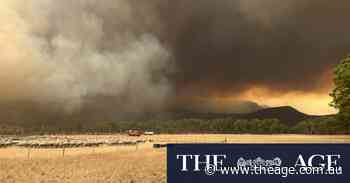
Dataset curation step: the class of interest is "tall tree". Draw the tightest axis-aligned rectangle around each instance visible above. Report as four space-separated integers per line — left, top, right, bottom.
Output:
330 55 350 125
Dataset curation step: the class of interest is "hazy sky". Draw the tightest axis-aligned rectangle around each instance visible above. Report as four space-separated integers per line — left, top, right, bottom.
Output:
1 0 350 115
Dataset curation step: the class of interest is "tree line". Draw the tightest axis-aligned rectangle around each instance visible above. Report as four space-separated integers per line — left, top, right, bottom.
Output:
1 116 348 135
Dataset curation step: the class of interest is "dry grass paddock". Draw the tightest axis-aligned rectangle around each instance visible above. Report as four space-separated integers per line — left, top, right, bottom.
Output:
0 134 349 183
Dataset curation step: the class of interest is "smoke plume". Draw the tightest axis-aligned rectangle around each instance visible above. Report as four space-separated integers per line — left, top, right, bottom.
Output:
1 0 349 117
158 0 350 96
0 0 173 113
156 0 350 114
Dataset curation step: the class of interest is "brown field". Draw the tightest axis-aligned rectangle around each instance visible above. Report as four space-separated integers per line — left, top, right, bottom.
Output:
0 134 350 183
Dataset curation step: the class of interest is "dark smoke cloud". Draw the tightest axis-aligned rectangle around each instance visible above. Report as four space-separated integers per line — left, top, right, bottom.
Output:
157 0 350 98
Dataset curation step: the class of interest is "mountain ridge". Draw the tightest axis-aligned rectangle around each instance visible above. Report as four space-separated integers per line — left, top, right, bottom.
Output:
164 106 323 126
0 103 328 128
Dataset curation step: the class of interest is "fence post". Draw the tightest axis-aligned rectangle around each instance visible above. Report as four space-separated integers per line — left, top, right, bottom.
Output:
27 148 31 160
62 148 66 157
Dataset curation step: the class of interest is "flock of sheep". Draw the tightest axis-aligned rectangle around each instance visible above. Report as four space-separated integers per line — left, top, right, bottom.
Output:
0 136 148 149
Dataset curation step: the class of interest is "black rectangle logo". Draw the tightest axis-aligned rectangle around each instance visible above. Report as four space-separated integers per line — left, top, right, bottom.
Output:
167 144 349 183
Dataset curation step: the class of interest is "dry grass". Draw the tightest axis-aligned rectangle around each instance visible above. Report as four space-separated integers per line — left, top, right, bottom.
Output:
0 134 349 183
0 144 165 183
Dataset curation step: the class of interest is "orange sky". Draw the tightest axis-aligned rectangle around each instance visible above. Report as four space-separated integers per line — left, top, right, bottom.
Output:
237 87 337 115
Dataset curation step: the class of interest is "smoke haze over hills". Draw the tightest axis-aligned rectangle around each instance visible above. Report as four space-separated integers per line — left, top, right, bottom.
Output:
1 0 349 119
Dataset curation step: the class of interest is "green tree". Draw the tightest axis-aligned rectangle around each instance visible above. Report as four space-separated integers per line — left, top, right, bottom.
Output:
330 55 350 130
